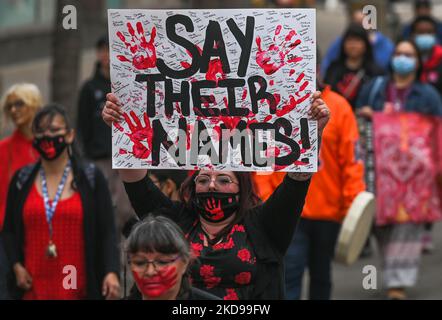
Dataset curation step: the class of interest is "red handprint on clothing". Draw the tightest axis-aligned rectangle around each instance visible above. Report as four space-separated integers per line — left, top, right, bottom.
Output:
255 25 302 75
204 198 224 221
116 111 153 159
116 22 157 70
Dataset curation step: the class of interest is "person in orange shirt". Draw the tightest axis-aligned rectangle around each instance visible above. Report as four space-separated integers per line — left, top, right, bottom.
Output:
253 84 365 300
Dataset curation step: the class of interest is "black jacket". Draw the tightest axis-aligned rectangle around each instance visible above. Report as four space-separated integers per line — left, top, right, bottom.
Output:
77 63 112 160
1 160 120 299
124 174 310 300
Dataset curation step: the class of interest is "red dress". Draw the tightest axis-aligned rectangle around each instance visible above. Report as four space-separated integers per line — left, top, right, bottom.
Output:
22 184 86 300
0 130 39 230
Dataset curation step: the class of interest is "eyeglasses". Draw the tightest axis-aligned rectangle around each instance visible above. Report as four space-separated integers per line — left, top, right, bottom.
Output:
128 256 181 272
194 174 238 188
5 100 26 112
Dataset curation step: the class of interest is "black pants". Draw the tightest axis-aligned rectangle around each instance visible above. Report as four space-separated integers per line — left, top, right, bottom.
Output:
284 218 341 300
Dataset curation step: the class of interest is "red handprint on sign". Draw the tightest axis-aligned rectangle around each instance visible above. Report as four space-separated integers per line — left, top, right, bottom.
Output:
116 22 157 70
205 198 224 221
255 25 302 75
116 111 153 159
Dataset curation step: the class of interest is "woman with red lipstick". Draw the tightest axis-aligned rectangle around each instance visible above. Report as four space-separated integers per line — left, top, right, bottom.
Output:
103 91 330 299
126 212 219 300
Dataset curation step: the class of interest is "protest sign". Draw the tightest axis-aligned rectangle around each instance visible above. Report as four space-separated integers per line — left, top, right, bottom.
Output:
108 9 317 171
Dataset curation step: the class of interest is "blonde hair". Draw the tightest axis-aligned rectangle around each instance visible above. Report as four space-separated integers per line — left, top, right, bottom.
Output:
1 83 43 132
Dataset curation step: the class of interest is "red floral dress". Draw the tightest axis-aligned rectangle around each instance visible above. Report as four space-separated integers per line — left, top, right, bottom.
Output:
22 184 86 300
187 222 257 300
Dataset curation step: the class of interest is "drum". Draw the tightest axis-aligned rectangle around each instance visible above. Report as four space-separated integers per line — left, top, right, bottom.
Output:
335 191 375 265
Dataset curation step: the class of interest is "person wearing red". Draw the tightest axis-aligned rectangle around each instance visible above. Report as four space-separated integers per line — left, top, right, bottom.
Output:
2 104 120 299
0 83 43 229
0 83 42 299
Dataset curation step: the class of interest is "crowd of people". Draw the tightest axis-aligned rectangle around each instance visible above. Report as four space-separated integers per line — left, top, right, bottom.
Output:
0 0 442 301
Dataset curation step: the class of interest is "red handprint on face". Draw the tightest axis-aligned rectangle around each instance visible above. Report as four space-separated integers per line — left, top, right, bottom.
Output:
205 198 224 221
39 140 56 159
256 25 302 75
116 22 157 70
116 111 153 159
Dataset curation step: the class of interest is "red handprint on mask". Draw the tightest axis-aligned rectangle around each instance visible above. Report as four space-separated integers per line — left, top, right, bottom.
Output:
205 198 224 221
39 140 56 159
116 111 153 159
255 25 302 75
116 22 157 70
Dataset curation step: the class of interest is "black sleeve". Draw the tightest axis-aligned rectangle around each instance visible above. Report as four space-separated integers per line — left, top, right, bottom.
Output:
94 168 120 277
77 83 94 156
123 174 183 222
258 175 311 255
2 171 22 267
323 61 339 87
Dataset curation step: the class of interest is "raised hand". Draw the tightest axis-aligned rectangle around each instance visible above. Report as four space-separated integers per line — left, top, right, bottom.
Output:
116 21 157 70
256 25 302 75
116 111 153 159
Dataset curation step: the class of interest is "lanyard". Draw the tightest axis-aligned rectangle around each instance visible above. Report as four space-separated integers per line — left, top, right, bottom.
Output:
40 161 71 239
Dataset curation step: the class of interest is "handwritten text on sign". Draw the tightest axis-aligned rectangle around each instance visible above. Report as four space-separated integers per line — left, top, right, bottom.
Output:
108 9 317 171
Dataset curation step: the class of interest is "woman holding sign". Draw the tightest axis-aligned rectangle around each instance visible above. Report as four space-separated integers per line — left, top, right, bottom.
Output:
356 40 442 300
103 91 329 300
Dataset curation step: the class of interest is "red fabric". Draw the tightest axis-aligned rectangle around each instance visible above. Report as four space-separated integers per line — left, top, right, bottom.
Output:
22 184 86 300
0 130 39 230
421 45 442 84
373 112 442 226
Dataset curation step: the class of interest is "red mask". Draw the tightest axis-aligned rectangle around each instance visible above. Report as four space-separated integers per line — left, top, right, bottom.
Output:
132 266 178 298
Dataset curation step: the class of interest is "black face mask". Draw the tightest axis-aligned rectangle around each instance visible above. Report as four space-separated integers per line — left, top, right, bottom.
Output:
32 135 68 161
193 192 240 223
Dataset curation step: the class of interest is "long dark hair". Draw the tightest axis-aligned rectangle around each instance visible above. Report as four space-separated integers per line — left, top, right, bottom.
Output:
338 23 375 69
126 212 192 300
180 171 261 240
31 103 84 190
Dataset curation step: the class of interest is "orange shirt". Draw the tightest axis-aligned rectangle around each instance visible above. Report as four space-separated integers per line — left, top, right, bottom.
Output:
253 86 365 223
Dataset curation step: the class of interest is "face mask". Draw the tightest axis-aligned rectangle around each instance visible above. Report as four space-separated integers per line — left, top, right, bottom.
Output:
132 266 178 298
415 34 437 51
391 55 416 76
193 192 239 223
32 135 68 161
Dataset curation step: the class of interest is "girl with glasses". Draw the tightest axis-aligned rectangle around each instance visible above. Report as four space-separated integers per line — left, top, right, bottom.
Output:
126 212 219 300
